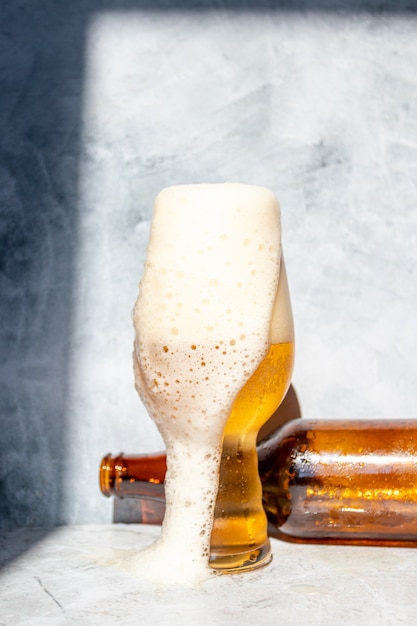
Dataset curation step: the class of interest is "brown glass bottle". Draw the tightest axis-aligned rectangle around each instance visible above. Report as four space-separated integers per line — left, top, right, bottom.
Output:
100 419 417 545
260 418 417 545
100 453 167 525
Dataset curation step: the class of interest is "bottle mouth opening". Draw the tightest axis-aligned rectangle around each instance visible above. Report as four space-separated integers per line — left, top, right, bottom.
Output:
99 453 117 496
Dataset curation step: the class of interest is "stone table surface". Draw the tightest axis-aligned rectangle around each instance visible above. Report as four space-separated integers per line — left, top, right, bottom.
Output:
0 524 416 625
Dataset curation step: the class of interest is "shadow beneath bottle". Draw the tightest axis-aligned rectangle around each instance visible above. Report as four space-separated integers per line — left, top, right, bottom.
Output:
268 527 417 548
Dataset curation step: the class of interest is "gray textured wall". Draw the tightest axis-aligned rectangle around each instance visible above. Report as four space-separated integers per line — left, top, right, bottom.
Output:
1 1 417 530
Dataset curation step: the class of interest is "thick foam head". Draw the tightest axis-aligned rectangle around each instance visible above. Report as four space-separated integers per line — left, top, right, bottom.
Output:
134 183 283 436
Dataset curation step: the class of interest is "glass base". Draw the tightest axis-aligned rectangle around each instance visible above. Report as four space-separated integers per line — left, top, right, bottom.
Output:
209 539 272 574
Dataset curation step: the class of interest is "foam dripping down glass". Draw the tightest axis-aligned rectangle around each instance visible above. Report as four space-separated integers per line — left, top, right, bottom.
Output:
132 183 294 584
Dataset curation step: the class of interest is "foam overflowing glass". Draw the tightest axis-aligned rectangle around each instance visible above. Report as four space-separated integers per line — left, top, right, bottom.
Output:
131 183 294 584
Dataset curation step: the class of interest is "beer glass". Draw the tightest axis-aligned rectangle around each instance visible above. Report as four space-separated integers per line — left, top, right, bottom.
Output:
133 184 294 581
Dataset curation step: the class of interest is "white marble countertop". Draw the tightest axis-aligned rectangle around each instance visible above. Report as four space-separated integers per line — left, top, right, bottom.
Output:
1 524 416 625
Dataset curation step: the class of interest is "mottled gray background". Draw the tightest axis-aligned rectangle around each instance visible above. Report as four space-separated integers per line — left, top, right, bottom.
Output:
1 0 417 536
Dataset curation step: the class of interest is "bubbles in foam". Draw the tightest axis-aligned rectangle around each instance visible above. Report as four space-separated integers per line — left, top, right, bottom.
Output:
132 183 285 586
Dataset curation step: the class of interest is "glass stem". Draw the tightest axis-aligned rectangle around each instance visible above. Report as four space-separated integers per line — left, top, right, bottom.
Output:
161 438 222 559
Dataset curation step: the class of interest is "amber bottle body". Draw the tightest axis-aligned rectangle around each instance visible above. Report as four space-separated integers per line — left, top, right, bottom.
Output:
101 419 417 544
260 418 417 544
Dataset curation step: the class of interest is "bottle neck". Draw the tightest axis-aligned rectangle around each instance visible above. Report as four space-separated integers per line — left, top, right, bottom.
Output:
100 453 166 500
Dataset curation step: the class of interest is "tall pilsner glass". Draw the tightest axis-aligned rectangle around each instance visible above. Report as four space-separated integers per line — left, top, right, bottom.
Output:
132 184 294 584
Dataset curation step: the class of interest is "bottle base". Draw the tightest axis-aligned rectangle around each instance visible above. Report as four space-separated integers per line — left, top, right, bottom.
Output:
209 539 272 574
